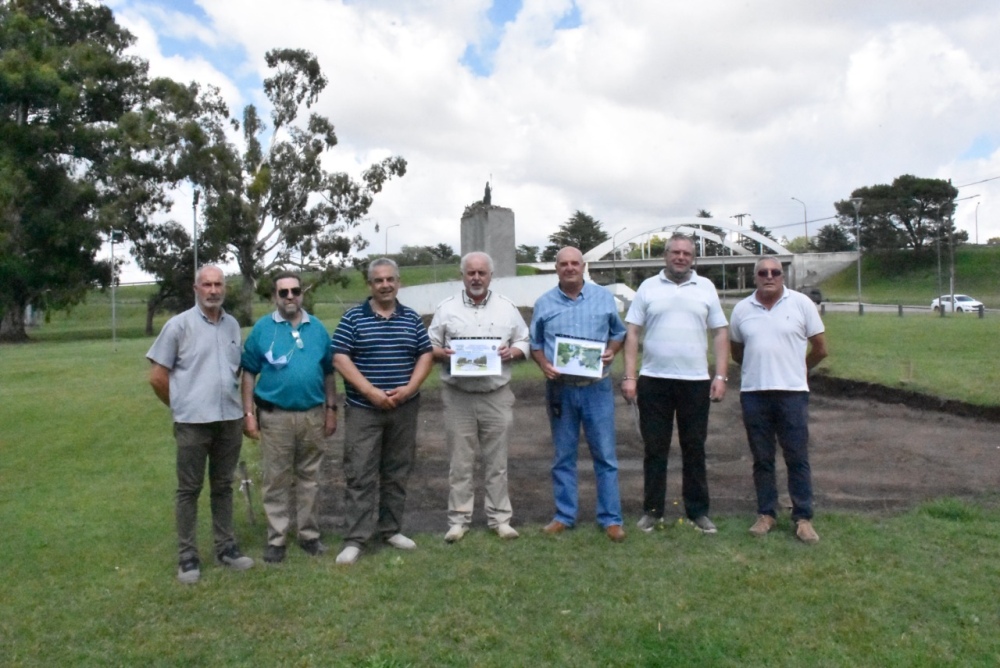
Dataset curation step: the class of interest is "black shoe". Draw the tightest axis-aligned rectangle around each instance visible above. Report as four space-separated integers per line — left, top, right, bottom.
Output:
263 544 286 563
177 557 200 584
216 545 254 570
298 538 328 556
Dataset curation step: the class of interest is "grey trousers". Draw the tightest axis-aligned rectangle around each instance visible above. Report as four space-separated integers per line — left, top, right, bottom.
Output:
173 420 243 562
341 397 420 548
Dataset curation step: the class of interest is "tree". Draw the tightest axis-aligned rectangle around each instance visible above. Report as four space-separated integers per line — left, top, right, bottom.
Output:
0 0 152 341
515 244 539 263
835 175 959 253
200 49 406 323
541 210 609 261
813 223 855 252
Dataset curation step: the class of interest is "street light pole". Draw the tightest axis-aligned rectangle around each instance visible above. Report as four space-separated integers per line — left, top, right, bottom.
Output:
791 197 808 246
385 223 400 256
850 198 863 314
975 201 980 245
611 226 627 284
192 189 200 282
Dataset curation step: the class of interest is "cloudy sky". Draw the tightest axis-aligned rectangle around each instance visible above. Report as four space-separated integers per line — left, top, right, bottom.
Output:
106 0 1000 279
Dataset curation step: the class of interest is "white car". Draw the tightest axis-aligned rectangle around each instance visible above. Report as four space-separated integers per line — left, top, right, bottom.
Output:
931 294 984 313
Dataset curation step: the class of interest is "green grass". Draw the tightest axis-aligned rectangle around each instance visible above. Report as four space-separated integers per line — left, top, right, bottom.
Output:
819 312 1000 405
2 338 1000 665
821 245 1000 307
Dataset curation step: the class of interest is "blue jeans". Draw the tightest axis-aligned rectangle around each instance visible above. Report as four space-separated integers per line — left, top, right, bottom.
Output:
546 377 623 528
739 391 813 521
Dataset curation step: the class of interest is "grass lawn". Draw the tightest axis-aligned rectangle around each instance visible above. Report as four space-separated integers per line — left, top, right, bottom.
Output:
2 335 1000 666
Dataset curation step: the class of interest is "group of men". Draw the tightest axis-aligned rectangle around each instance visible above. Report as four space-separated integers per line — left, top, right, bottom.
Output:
147 234 827 583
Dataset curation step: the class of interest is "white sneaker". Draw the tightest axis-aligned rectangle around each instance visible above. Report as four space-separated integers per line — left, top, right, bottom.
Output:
445 525 469 543
494 523 519 539
335 546 361 565
386 533 417 550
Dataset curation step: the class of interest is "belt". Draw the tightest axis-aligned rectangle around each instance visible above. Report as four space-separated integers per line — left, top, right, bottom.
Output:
555 375 606 388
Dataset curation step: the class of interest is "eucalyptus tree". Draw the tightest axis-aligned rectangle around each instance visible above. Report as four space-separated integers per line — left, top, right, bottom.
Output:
201 48 407 323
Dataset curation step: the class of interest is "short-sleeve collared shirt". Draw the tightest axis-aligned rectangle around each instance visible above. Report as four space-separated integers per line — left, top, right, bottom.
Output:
241 310 333 411
428 289 530 392
530 281 626 378
729 287 825 392
146 305 243 423
625 269 728 380
331 298 432 408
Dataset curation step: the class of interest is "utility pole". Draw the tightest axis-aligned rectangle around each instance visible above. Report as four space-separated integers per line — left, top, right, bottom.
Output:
192 189 200 282
731 213 750 290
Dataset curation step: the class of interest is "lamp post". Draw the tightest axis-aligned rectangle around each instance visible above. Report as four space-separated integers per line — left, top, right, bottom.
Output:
850 198 863 313
192 189 200 282
384 223 400 256
791 197 808 246
975 201 980 245
611 226 627 284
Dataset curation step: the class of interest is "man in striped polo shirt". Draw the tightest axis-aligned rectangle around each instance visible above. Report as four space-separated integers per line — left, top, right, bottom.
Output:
331 258 434 565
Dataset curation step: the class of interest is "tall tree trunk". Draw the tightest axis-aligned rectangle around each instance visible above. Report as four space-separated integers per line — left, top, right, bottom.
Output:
0 306 28 343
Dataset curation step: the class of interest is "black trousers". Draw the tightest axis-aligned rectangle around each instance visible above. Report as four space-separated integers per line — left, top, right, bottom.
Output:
636 377 712 519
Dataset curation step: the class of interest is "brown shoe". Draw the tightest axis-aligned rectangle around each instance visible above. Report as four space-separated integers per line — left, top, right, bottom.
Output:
542 520 569 535
605 524 626 542
748 514 776 537
795 519 820 544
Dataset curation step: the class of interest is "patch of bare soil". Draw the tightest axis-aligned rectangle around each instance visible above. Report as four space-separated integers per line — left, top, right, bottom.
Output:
317 375 1000 535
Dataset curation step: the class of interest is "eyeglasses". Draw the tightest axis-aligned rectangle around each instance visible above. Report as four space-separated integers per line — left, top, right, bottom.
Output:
756 269 783 278
277 287 302 299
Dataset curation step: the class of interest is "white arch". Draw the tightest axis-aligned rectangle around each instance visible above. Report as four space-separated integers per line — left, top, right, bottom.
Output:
582 217 791 261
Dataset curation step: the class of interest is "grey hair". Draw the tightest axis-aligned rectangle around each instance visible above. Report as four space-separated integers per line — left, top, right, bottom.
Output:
665 233 696 253
754 256 782 274
367 257 400 281
195 264 225 284
460 251 494 274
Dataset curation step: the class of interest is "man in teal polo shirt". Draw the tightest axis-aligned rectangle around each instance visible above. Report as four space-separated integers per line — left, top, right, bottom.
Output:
242 272 338 563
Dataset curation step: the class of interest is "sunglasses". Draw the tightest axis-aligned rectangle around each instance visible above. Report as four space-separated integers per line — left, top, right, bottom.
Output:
277 287 302 299
756 269 783 278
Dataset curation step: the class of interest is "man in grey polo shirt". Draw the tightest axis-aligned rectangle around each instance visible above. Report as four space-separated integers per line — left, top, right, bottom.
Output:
148 265 254 583
428 251 530 543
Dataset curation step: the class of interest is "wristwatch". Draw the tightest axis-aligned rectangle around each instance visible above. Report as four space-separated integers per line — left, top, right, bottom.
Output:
714 375 728 382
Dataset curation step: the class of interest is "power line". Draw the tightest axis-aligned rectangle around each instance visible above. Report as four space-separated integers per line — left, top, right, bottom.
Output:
955 175 1000 188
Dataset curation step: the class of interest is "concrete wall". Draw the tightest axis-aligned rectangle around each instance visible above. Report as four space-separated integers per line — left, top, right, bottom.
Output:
789 252 858 287
460 206 516 278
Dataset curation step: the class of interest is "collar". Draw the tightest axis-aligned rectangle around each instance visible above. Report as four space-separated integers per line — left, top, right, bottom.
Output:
362 297 403 319
271 309 311 325
196 305 226 324
462 289 492 307
658 268 698 287
751 286 787 309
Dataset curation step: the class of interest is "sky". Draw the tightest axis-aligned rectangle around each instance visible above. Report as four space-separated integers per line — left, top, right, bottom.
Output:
104 0 1000 281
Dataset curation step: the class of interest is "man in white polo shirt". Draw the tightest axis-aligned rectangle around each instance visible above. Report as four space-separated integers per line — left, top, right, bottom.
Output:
729 256 827 544
622 234 729 534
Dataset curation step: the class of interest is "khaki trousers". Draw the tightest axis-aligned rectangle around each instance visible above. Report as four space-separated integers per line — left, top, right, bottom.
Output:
442 383 515 528
258 406 326 546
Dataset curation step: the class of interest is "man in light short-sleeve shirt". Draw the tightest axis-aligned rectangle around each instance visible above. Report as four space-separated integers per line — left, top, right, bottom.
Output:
729 256 827 544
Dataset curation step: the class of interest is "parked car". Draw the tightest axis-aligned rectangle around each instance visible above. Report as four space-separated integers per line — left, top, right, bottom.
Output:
799 286 823 304
931 294 984 313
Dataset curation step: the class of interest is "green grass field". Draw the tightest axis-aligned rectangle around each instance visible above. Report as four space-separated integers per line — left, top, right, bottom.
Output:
3 252 999 664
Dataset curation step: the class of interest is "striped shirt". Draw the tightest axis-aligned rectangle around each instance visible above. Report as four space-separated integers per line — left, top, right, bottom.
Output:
332 298 432 408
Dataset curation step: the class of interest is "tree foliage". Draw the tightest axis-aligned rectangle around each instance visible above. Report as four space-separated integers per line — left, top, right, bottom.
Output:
199 48 406 324
516 244 539 263
813 223 855 252
0 0 152 340
738 222 777 254
541 210 609 261
835 175 961 253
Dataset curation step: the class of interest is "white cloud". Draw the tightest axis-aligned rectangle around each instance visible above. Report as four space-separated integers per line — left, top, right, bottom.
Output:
108 0 1000 275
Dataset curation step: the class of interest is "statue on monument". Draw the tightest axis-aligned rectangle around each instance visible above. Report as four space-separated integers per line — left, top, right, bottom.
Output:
483 181 492 206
